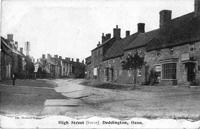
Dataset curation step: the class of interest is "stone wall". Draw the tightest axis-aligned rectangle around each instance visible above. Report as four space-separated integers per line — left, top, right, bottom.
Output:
145 41 200 85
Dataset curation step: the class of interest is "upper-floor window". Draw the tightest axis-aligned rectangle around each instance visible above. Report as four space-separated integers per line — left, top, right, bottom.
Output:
169 48 174 55
190 43 195 52
156 50 161 56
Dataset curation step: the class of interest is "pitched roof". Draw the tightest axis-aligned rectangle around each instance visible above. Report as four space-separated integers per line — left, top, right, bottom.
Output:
124 29 159 51
146 12 200 51
92 38 114 51
1 37 23 56
103 33 138 60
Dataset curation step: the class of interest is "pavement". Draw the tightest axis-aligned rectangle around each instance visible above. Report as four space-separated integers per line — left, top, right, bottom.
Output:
1 78 200 119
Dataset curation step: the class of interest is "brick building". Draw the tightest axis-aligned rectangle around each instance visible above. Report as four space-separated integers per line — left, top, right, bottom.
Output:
87 0 200 86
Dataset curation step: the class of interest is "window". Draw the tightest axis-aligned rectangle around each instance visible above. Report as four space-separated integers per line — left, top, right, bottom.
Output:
137 69 142 76
162 63 176 79
169 48 174 55
156 50 161 56
190 44 195 52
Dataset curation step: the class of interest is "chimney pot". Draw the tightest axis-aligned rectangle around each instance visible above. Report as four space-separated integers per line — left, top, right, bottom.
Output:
159 10 172 28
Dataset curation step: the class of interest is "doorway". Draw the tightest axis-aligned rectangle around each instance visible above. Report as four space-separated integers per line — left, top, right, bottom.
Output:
185 62 196 82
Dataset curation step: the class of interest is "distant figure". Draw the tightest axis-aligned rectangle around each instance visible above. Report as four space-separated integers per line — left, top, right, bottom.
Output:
149 69 156 85
12 73 16 86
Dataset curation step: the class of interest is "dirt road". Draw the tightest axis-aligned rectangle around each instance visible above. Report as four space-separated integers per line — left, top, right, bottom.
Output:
41 79 200 119
1 79 200 119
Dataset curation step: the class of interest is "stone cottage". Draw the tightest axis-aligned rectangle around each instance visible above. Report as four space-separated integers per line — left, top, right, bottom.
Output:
87 0 200 86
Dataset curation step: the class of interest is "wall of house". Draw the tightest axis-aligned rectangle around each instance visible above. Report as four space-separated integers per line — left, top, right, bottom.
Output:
91 47 103 80
145 41 200 85
85 63 92 79
1 51 12 80
122 47 146 84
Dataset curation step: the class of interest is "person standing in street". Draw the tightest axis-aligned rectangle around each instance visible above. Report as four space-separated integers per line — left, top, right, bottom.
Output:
12 73 16 86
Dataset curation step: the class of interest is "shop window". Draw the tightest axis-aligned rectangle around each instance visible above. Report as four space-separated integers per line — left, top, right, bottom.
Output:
162 63 176 79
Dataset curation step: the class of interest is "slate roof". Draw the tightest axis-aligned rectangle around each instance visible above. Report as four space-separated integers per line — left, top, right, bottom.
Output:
97 11 200 61
146 12 200 51
92 38 114 52
1 37 23 56
124 29 159 51
103 33 138 60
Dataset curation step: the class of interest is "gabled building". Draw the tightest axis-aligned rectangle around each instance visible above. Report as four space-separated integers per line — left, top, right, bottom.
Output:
145 1 200 85
1 34 26 80
88 0 200 86
91 25 121 81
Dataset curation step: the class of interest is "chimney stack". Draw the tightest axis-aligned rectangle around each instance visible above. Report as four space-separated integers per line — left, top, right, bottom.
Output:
101 33 106 43
76 58 79 62
7 34 13 42
54 55 58 58
97 41 101 47
159 10 172 28
113 25 121 40
195 0 200 16
65 57 70 62
20 47 23 53
126 31 130 37
137 23 145 33
105 33 111 40
47 54 51 59
42 54 45 59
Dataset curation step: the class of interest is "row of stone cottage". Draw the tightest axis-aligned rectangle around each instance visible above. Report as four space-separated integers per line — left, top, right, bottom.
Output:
0 34 32 80
37 54 85 78
85 0 200 86
0 34 86 81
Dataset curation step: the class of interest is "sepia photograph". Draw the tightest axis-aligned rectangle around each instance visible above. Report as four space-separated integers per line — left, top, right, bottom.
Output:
1 0 200 128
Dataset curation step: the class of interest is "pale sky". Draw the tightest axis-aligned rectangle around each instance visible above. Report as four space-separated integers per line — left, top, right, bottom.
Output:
1 0 194 61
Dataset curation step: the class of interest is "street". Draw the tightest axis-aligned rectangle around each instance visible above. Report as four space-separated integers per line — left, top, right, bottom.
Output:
1 79 200 119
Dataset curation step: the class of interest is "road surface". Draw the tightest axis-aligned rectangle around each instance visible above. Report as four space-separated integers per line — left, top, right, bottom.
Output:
1 79 200 119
